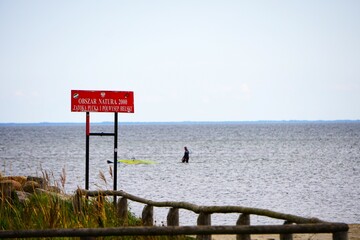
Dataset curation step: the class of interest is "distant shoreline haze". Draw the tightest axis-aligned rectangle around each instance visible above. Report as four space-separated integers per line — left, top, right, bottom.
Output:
0 120 359 126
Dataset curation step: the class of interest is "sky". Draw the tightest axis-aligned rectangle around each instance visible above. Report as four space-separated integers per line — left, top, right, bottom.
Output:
0 0 359 123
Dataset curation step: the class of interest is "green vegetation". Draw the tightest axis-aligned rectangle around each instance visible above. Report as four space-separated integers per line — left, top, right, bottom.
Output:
0 170 191 240
1 193 139 230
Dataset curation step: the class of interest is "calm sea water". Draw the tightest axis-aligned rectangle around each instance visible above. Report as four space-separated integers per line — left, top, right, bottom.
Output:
1 122 359 225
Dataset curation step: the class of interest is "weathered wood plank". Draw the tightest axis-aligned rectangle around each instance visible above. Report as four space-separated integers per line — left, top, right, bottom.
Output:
333 231 348 240
79 189 324 224
237 213 251 240
117 197 128 225
197 212 211 240
72 189 82 214
167 207 179 226
280 221 293 240
142 204 153 226
0 223 349 238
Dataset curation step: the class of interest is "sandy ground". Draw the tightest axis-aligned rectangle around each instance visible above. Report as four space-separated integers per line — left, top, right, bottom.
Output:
211 224 360 240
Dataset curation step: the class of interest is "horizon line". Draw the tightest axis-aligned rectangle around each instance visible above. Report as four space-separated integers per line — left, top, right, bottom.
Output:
0 119 359 126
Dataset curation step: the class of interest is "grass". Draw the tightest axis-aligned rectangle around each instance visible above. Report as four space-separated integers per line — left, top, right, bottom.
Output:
0 169 191 240
1 191 140 229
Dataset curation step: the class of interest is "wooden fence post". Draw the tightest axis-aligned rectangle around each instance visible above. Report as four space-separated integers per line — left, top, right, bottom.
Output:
237 213 251 240
333 231 348 240
117 197 128 225
96 195 105 227
142 204 154 226
197 212 211 240
72 189 82 214
280 220 293 240
167 207 179 226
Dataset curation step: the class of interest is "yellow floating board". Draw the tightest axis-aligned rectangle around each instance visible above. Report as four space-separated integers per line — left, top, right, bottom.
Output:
117 159 156 165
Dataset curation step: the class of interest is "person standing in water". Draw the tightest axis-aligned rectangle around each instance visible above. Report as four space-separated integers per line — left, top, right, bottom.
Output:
182 146 189 163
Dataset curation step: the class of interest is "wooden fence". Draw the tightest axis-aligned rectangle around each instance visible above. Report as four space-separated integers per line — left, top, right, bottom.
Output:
0 189 349 239
73 189 348 240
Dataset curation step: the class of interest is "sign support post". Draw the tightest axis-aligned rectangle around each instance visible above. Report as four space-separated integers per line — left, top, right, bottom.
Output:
113 112 118 203
71 90 134 203
86 112 90 190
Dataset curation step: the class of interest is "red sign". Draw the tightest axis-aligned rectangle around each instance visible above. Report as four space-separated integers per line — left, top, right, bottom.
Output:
71 90 134 113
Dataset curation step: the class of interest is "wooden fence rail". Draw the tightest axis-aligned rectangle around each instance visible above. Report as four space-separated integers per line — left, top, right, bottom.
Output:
69 189 349 240
0 223 349 239
76 189 324 224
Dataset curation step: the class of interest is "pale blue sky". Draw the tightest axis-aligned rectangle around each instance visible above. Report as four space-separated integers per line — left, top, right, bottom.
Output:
1 0 359 123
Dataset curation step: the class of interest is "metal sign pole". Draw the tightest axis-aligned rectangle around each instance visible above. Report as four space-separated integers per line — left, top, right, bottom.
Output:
113 112 118 203
85 112 90 190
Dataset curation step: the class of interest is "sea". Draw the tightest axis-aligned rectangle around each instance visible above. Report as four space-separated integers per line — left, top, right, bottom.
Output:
1 121 359 226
